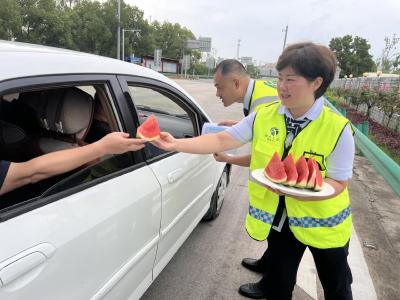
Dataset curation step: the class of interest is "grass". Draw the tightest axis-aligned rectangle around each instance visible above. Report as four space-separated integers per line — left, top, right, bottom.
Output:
326 95 400 166
369 134 400 165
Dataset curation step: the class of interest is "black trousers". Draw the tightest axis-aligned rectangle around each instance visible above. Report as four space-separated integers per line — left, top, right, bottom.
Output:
258 220 353 300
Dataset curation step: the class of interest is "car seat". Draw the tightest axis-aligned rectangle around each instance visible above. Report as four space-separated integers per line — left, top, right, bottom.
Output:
28 87 94 154
0 120 30 162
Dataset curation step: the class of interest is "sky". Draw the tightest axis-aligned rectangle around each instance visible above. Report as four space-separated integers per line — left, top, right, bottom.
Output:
125 0 400 64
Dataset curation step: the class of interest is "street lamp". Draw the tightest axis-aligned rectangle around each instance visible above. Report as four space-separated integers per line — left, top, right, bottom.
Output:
122 29 141 61
117 0 121 59
282 25 288 51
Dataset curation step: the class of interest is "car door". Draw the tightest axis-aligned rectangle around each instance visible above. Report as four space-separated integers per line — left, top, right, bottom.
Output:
119 76 217 277
0 75 161 300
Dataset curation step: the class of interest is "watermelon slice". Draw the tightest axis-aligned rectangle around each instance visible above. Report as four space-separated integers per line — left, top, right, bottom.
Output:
313 160 323 191
282 153 298 186
137 114 160 141
306 158 317 189
295 156 309 188
264 152 287 183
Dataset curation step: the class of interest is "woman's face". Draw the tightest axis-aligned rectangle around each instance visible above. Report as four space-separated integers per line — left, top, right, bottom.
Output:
277 66 321 110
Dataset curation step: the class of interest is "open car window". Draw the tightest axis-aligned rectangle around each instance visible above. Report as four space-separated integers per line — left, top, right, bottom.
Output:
0 82 136 215
128 85 198 160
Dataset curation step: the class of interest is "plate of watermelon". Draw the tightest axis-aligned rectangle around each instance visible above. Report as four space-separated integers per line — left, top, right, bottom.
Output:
251 152 335 197
137 114 161 141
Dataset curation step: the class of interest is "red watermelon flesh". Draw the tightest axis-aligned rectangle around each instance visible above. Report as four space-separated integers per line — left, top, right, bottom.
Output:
295 156 309 188
137 114 161 141
264 152 287 183
306 158 317 189
282 153 298 186
314 160 323 191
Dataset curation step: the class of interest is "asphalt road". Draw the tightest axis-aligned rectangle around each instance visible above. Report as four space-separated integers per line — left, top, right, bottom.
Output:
141 79 400 300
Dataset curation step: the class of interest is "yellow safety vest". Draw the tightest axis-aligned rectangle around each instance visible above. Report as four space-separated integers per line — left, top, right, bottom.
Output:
247 102 352 249
246 80 279 114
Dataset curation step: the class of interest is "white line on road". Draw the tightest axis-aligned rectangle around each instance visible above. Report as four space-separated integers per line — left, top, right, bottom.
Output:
296 227 377 299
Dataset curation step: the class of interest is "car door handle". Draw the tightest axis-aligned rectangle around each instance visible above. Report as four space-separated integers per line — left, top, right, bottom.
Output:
167 168 184 183
0 243 56 287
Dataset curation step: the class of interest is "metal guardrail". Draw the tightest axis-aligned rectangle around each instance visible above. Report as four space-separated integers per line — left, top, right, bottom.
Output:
325 98 400 197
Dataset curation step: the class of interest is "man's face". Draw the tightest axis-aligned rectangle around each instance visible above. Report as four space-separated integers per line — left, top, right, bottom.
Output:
214 70 241 107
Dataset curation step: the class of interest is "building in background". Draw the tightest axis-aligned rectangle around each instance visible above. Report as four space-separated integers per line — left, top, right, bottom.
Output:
240 56 253 67
259 63 278 78
142 55 180 74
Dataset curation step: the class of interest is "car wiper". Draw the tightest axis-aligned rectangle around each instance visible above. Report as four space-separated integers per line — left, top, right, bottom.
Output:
136 105 188 118
136 105 166 115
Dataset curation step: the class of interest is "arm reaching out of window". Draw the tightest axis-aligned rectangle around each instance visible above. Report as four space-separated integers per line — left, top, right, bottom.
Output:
0 132 145 195
151 131 243 154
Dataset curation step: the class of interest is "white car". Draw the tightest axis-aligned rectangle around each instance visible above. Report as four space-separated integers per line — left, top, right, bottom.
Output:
0 41 229 300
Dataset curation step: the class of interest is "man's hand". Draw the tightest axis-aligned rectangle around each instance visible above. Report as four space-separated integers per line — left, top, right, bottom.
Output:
218 120 238 126
99 132 145 155
151 132 177 152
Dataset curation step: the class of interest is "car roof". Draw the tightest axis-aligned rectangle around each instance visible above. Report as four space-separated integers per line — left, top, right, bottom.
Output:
0 40 186 95
0 40 211 120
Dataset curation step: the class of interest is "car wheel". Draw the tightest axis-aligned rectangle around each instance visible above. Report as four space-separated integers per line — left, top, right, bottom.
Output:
203 167 228 221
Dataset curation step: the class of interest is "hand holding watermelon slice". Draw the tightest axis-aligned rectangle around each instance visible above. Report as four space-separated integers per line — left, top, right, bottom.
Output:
137 114 161 141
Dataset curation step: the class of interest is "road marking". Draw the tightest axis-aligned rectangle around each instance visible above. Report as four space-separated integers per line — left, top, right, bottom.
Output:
349 227 378 300
297 248 318 298
296 227 377 299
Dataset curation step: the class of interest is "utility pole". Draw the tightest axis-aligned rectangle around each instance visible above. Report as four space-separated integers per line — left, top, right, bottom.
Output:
117 0 121 60
236 38 241 60
282 25 288 51
122 29 141 62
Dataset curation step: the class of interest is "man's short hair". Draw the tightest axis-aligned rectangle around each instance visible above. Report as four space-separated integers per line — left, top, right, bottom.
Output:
214 59 248 77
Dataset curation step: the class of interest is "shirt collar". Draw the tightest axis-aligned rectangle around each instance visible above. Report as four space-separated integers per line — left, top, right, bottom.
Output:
278 96 325 120
243 79 255 111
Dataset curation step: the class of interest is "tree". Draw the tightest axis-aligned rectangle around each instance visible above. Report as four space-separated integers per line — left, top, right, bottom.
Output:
190 63 208 75
14 0 74 49
377 35 400 74
377 86 400 126
329 35 376 77
120 3 153 59
151 21 197 60
70 0 112 55
246 64 260 78
0 0 22 40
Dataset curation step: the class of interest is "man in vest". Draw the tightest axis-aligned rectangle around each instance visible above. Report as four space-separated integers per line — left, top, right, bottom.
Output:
214 59 278 122
212 59 278 167
152 42 354 299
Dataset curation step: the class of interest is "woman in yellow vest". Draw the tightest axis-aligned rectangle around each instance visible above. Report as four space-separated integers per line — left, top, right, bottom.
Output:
152 42 354 300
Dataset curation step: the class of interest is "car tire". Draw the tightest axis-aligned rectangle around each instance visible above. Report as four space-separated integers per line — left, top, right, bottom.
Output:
203 167 228 221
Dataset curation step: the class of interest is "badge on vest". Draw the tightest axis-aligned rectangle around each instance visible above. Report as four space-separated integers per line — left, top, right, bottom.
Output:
264 127 281 143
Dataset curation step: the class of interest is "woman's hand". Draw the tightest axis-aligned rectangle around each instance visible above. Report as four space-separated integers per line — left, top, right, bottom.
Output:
98 132 145 155
218 120 238 126
151 132 177 152
213 152 231 163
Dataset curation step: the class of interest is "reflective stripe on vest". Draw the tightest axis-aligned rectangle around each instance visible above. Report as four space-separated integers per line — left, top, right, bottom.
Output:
250 96 278 113
289 205 352 228
249 80 279 113
247 102 352 248
249 205 275 224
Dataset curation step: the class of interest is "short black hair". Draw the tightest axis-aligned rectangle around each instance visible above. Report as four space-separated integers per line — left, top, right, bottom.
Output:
214 59 248 76
276 42 337 99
